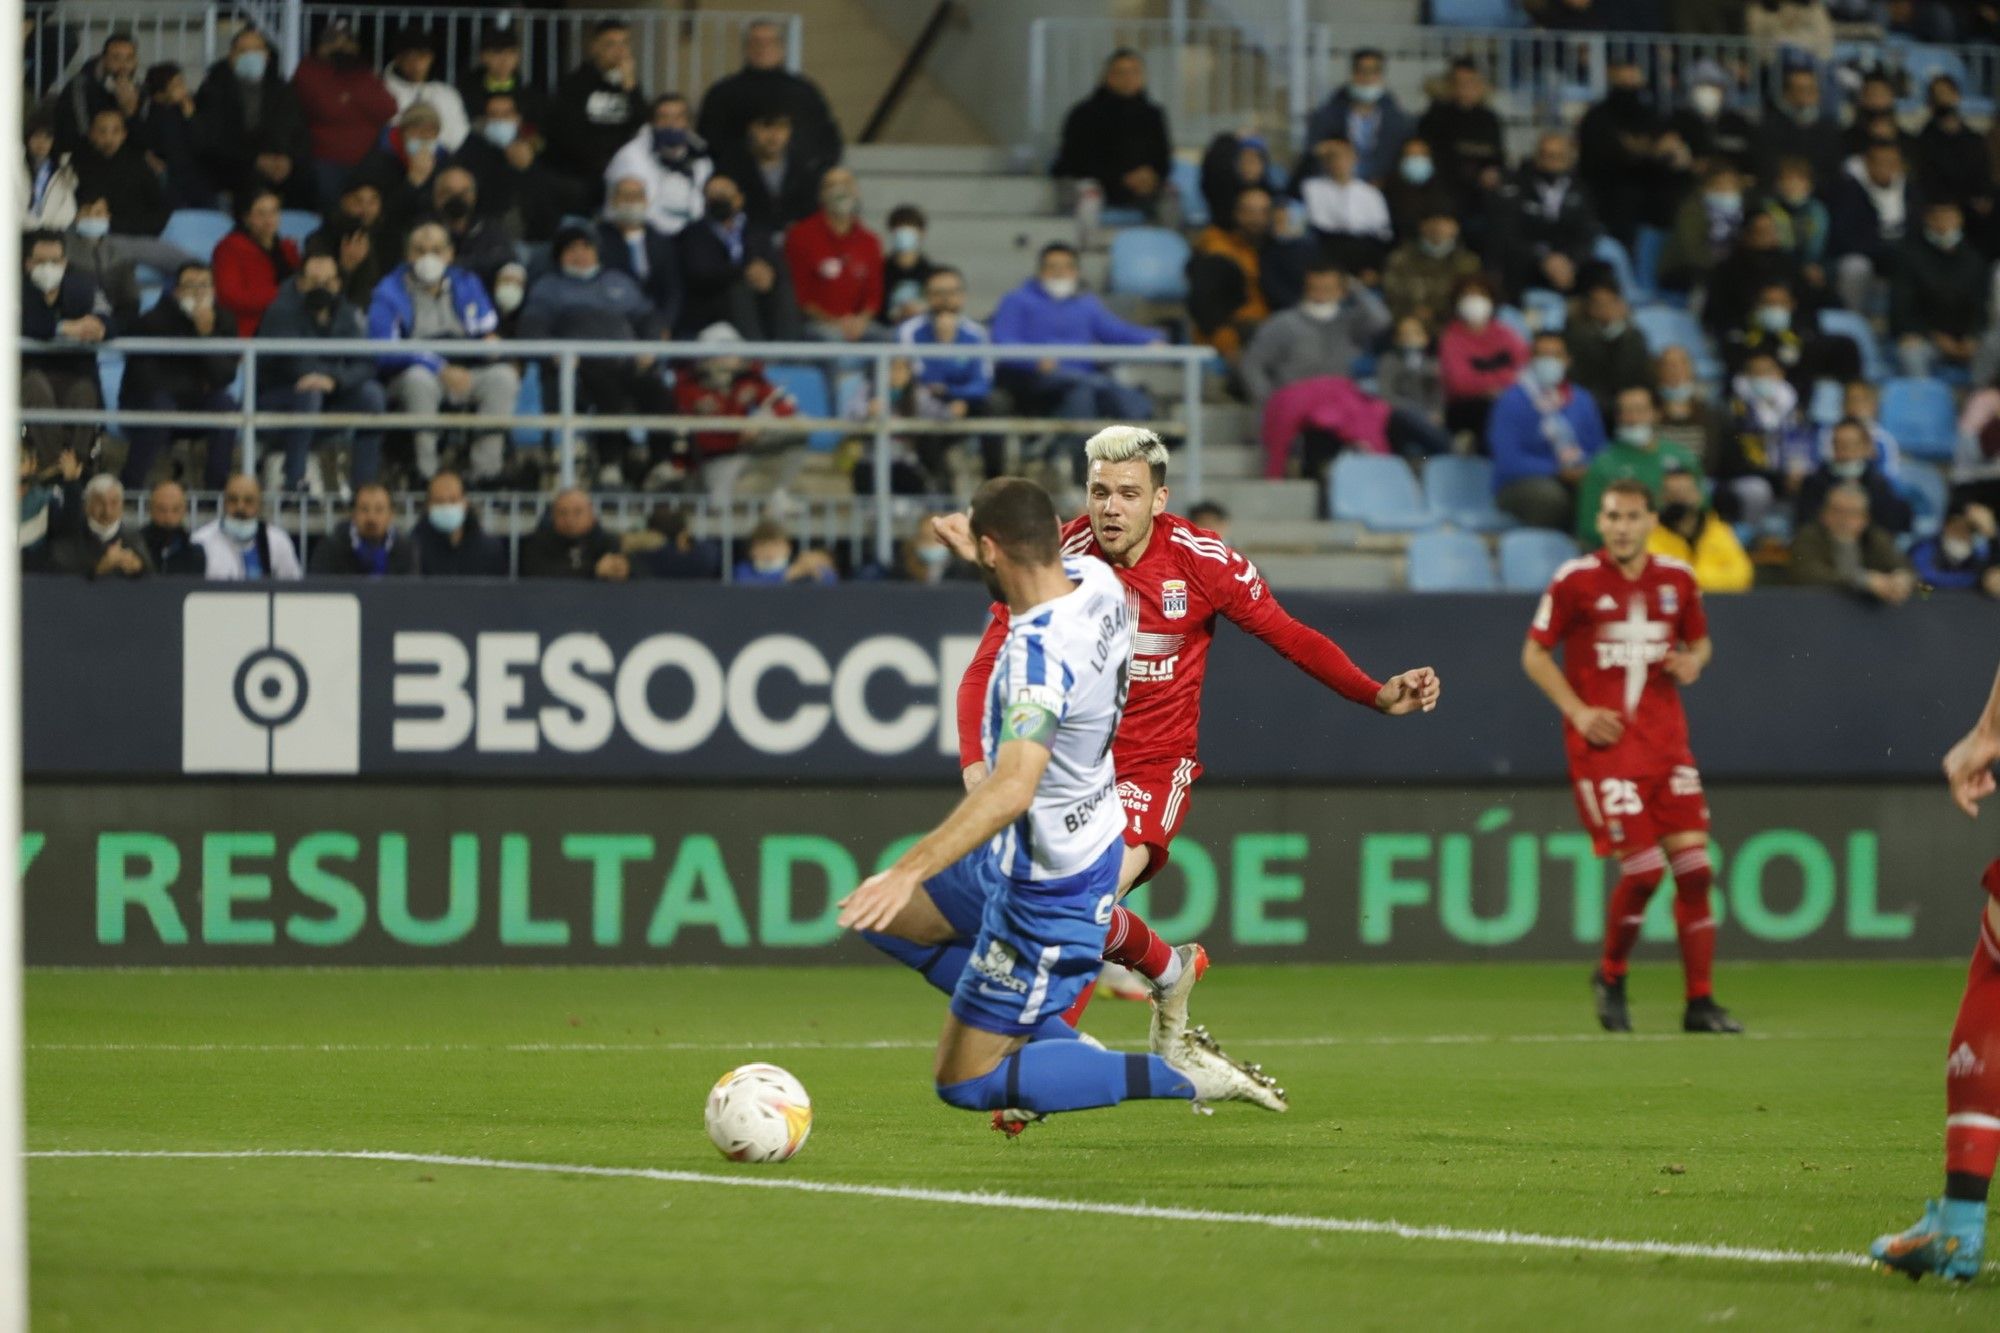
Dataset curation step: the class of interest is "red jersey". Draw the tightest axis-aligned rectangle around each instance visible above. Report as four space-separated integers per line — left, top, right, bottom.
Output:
782 214 884 320
1528 551 1708 776
957 512 1383 771
672 365 797 459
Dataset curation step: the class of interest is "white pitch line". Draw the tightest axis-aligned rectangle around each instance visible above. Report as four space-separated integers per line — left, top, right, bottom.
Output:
26 1148 1888 1273
26 1031 1806 1055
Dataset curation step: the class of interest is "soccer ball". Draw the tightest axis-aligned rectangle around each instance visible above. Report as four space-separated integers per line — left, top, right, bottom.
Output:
705 1063 813 1163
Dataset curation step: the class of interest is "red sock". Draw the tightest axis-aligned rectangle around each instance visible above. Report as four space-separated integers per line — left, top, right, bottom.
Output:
1600 849 1665 981
1670 845 1717 1001
1059 980 1098 1029
1945 871 2000 1188
1103 903 1174 981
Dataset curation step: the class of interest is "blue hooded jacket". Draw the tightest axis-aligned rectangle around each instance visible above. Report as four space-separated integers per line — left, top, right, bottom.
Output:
367 263 500 376
989 278 1159 374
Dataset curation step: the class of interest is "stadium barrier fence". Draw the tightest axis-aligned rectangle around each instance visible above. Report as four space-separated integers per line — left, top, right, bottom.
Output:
23 335 1216 568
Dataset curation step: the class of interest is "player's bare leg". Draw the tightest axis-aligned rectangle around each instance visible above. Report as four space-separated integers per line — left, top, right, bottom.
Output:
1664 832 1742 1033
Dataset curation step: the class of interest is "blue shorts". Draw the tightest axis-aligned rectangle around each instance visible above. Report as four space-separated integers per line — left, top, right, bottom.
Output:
947 839 1121 1037
922 850 997 942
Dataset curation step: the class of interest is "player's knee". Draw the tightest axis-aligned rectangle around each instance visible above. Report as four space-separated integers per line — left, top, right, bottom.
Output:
1618 847 1667 893
935 1073 999 1111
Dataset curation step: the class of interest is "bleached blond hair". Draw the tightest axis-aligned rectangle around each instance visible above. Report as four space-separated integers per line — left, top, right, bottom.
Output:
1083 426 1169 489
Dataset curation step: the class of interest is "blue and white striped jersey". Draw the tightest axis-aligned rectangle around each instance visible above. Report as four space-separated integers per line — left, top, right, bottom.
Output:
983 556 1134 883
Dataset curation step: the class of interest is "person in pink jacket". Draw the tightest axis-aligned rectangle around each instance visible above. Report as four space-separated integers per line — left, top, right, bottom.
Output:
1438 273 1527 439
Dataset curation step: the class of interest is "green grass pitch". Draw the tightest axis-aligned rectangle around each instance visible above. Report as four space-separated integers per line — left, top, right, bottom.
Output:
24 961 2000 1329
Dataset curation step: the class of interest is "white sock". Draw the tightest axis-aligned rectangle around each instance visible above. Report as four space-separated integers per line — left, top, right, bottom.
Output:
1152 949 1184 992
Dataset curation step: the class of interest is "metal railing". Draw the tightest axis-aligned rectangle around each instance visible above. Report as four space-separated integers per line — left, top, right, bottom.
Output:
24 336 1217 567
27 2 800 101
1026 12 2000 154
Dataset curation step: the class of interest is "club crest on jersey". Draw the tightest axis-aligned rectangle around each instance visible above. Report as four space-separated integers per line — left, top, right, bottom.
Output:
1161 580 1188 620
1658 584 1679 616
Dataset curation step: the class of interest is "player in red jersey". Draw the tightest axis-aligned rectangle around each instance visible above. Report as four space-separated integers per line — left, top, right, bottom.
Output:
1869 660 2000 1282
947 427 1441 1063
1521 477 1743 1035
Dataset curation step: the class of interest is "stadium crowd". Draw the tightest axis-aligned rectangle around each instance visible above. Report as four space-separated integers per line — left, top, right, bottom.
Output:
13 7 2000 595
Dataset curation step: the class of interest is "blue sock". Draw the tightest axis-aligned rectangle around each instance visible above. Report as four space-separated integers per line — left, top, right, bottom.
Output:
861 932 970 997
937 1043 1194 1113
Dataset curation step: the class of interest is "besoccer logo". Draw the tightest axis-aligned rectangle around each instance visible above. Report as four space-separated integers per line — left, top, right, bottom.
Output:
181 593 361 774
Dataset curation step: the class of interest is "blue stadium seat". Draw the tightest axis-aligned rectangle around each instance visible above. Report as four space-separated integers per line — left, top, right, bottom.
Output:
1897 460 1949 540
1496 304 1532 343
1522 287 1567 333
1880 376 1959 462
1591 235 1636 299
1329 453 1438 532
1170 157 1210 229
1631 226 1666 301
159 209 232 264
765 363 840 450
1428 0 1529 28
1807 377 1845 427
1894 45 1991 117
1422 455 1516 533
511 362 545 448
1816 307 1886 382
278 210 321 245
1498 528 1579 592
1099 207 1148 227
1109 227 1191 301
1632 304 1719 379
1407 529 1497 591
96 348 124 417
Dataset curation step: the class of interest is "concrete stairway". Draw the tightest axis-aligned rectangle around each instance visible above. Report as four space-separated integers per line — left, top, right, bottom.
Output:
785 0 987 146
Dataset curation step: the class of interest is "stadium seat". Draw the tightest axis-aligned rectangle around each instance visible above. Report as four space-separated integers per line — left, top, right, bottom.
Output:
1807 377 1845 427
159 209 232 264
1894 44 1990 117
765 364 840 450
1632 305 1719 379
278 210 321 245
1109 228 1191 302
511 362 545 448
1522 288 1567 333
1591 235 1636 299
1170 157 1210 229
1498 528 1579 592
96 348 124 420
1407 529 1497 592
1897 460 1949 540
1880 376 1959 462
1631 226 1666 300
1815 308 1886 382
1421 455 1516 533
1496 305 1532 343
1428 0 1529 28
1329 453 1438 532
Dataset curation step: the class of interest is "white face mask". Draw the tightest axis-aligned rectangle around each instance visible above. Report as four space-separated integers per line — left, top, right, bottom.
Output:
1942 535 1976 564
73 216 110 240
178 294 210 320
221 514 259 543
1457 294 1493 325
87 516 121 541
411 254 448 286
29 261 65 294
493 282 524 313
1300 300 1339 321
1041 276 1078 300
752 556 788 576
1691 85 1725 118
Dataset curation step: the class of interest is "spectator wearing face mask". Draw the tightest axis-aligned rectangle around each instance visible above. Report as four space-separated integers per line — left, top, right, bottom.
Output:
213 186 298 336
1564 283 1654 426
1757 64 1845 188
1252 293 1450 478
382 28 469 152
1486 332 1606 530
879 205 937 326
20 230 113 468
785 167 885 344
670 323 801 493
1890 199 1988 378
1649 465 1754 593
547 19 647 197
598 175 684 331
1667 61 1756 176
257 245 386 491
455 92 584 244
1302 49 1412 185
520 487 633 581
893 266 996 487
1381 211 1479 328
488 262 528 337
50 474 151 579
1715 350 1817 524
139 480 206 576
457 27 546 134
604 93 713 236
1240 260 1388 415
21 113 79 232
1910 501 2000 595
735 518 837 585
1661 164 1747 296
1572 386 1703 545
192 27 311 210
991 242 1164 429
71 106 168 239
65 189 141 323
191 473 303 581
413 471 507 577
1379 316 1443 425
309 483 414 577
1796 416 1914 534
1821 380 1903 478
674 174 802 340
293 20 398 203
1788 480 1916 604
1653 346 1726 472
119 263 240 490
358 103 454 240
1438 275 1528 438
898 515 969 585
1050 49 1171 215
1383 138 1455 241
427 166 518 293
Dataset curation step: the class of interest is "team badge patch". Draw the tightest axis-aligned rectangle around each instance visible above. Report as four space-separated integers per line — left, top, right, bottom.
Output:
1658 584 1679 616
1161 580 1188 620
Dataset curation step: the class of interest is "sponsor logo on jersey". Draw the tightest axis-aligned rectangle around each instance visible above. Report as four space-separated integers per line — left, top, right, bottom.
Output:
1161 580 1188 620
1130 655 1178 683
1669 765 1703 797
1116 780 1153 813
1063 778 1117 834
970 939 1027 994
1595 595 1619 613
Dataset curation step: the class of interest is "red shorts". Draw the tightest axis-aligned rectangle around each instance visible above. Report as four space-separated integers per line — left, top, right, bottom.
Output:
1570 764 1711 858
1116 758 1201 886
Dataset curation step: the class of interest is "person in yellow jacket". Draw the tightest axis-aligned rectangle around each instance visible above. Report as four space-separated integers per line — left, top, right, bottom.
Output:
1648 466 1755 592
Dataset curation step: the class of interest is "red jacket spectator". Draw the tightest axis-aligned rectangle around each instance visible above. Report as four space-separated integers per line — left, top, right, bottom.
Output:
293 53 400 168
783 211 884 322
213 229 301 336
1439 317 1528 401
673 361 797 459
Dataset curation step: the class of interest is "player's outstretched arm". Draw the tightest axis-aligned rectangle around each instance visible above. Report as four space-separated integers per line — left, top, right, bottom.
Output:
837 737 1053 932
956 612 1008 779
1944 661 2000 819
1216 566 1396 710
1522 637 1624 747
